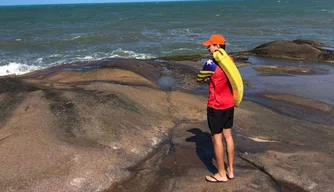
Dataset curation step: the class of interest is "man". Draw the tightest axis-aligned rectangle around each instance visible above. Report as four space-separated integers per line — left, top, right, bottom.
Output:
197 34 235 183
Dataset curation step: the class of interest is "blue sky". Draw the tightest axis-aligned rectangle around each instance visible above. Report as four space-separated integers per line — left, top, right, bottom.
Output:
0 0 184 6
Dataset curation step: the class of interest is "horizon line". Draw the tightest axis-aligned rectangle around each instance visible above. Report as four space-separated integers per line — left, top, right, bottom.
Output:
0 0 203 7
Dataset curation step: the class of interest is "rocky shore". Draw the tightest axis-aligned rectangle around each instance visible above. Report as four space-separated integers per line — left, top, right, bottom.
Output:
0 40 334 192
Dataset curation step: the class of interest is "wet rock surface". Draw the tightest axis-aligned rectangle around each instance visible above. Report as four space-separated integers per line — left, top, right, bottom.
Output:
1 40 334 192
253 65 316 75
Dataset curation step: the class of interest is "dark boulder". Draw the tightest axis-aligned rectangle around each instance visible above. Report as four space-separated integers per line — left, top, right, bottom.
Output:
250 39 334 63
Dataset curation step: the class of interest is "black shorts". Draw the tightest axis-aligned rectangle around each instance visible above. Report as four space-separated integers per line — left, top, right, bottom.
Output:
207 106 234 135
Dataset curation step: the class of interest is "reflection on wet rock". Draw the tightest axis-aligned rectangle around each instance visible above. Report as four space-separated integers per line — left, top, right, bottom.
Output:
253 65 315 75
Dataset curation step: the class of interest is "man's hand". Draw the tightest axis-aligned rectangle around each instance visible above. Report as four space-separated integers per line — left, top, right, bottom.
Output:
203 77 210 83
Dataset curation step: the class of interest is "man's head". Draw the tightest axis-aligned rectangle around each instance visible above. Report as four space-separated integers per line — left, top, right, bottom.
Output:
203 34 226 54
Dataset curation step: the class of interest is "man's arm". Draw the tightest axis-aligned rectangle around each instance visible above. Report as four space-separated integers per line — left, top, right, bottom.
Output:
196 59 217 82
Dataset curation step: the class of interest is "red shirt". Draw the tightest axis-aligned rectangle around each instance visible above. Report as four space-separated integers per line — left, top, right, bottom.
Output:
198 59 234 110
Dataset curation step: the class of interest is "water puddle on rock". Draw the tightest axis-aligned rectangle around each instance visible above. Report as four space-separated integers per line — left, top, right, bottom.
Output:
240 56 334 124
62 65 102 71
320 46 334 51
244 57 334 104
157 76 175 90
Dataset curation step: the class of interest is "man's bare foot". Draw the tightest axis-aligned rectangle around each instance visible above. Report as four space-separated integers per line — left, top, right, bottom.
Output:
226 168 234 179
205 173 228 183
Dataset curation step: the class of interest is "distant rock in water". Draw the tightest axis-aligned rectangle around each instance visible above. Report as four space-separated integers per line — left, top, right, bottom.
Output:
249 39 334 63
154 39 334 64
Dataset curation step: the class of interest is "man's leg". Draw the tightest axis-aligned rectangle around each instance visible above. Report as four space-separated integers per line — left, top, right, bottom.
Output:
223 128 234 179
205 132 228 181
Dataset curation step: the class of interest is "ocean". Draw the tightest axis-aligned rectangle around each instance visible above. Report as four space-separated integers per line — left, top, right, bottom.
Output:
0 0 333 76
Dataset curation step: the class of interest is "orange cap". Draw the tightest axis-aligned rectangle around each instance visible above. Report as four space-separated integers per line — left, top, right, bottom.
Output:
202 34 226 46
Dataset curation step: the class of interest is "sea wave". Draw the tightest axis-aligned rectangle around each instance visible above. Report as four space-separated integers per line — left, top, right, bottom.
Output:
0 49 155 76
0 62 44 76
107 48 155 59
0 40 46 52
319 9 334 13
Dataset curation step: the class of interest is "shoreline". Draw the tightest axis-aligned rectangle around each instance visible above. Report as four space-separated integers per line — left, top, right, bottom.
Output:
1 39 334 77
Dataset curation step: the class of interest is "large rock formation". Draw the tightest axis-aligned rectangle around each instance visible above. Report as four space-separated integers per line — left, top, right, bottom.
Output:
250 39 334 63
229 39 334 63
0 59 207 191
1 52 334 191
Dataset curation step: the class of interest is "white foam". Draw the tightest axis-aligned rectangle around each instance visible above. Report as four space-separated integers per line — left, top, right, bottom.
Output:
0 50 155 77
71 36 81 40
175 48 192 51
161 47 193 54
36 57 43 63
49 54 62 58
83 56 93 60
319 9 334 14
108 48 155 59
0 62 43 76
